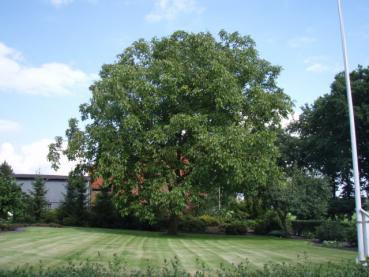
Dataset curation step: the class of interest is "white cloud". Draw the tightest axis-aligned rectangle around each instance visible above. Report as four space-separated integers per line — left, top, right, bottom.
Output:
145 0 203 22
288 36 316 48
0 119 21 133
0 139 76 175
0 42 95 96
304 56 331 73
306 63 329 73
49 0 74 7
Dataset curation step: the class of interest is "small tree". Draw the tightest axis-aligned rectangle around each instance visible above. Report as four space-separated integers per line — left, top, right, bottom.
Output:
270 168 331 235
91 187 121 228
0 161 23 221
30 175 48 221
61 168 88 225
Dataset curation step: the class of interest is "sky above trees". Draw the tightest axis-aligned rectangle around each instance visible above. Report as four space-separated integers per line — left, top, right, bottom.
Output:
0 0 369 174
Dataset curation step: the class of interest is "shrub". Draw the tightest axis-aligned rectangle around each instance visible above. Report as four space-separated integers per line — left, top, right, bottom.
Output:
62 216 79 226
316 220 347 242
0 223 22 231
245 219 257 231
198 214 220 226
43 209 61 224
291 220 322 236
0 258 369 276
254 211 281 235
222 221 248 235
345 223 357 246
267 230 287 237
179 215 206 233
328 198 355 218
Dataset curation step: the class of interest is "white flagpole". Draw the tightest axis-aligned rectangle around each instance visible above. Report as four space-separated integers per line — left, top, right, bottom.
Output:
337 0 365 262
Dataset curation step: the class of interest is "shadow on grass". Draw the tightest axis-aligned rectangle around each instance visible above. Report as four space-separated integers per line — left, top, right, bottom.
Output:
63 226 289 241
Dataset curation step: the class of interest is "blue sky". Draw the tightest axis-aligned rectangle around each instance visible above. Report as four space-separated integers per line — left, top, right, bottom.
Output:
0 0 368 174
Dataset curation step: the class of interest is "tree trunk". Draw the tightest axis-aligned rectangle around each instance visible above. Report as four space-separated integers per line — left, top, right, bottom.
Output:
276 210 290 237
167 214 179 235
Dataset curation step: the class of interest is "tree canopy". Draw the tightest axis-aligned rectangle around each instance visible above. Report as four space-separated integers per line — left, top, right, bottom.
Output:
49 30 292 234
290 65 369 198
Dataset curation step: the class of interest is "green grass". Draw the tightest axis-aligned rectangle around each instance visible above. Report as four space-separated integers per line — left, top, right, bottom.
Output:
0 227 356 271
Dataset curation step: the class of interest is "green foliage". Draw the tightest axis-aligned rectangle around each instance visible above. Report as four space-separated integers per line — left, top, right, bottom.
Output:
291 220 322 237
0 161 13 177
15 192 35 223
29 175 48 221
0 161 23 220
43 209 62 224
290 65 369 197
253 210 281 235
90 188 122 228
178 215 206 233
269 168 330 235
48 30 292 234
327 198 355 218
1 258 369 277
315 220 347 242
61 169 88 226
221 220 248 235
198 214 220 226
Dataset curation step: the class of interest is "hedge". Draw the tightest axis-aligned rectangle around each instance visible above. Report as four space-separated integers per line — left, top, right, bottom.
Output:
0 258 368 277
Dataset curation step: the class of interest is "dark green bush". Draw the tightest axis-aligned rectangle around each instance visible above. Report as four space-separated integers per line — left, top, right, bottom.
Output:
316 220 347 242
254 211 281 235
221 221 248 235
291 220 322 236
328 198 355 218
345 223 357 246
179 215 206 233
245 219 257 231
43 209 62 224
62 216 79 226
267 230 287 237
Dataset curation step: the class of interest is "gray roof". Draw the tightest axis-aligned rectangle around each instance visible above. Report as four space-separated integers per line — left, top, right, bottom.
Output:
14 174 90 182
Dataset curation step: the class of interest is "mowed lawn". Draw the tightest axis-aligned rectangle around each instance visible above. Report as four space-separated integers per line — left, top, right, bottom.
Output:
0 227 355 271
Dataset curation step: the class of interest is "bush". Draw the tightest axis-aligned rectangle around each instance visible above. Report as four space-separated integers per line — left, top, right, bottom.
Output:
62 216 79 226
316 220 347 242
245 219 257 231
0 223 24 231
268 230 287 237
179 215 206 233
198 214 220 226
291 220 322 236
43 209 62 224
328 198 355 218
222 221 248 235
254 211 281 235
345 223 357 246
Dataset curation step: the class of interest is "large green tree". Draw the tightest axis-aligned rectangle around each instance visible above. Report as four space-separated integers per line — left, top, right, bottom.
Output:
290 65 369 198
49 31 292 234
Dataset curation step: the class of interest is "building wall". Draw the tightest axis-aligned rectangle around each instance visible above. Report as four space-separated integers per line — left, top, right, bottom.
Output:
17 179 67 209
15 174 91 209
